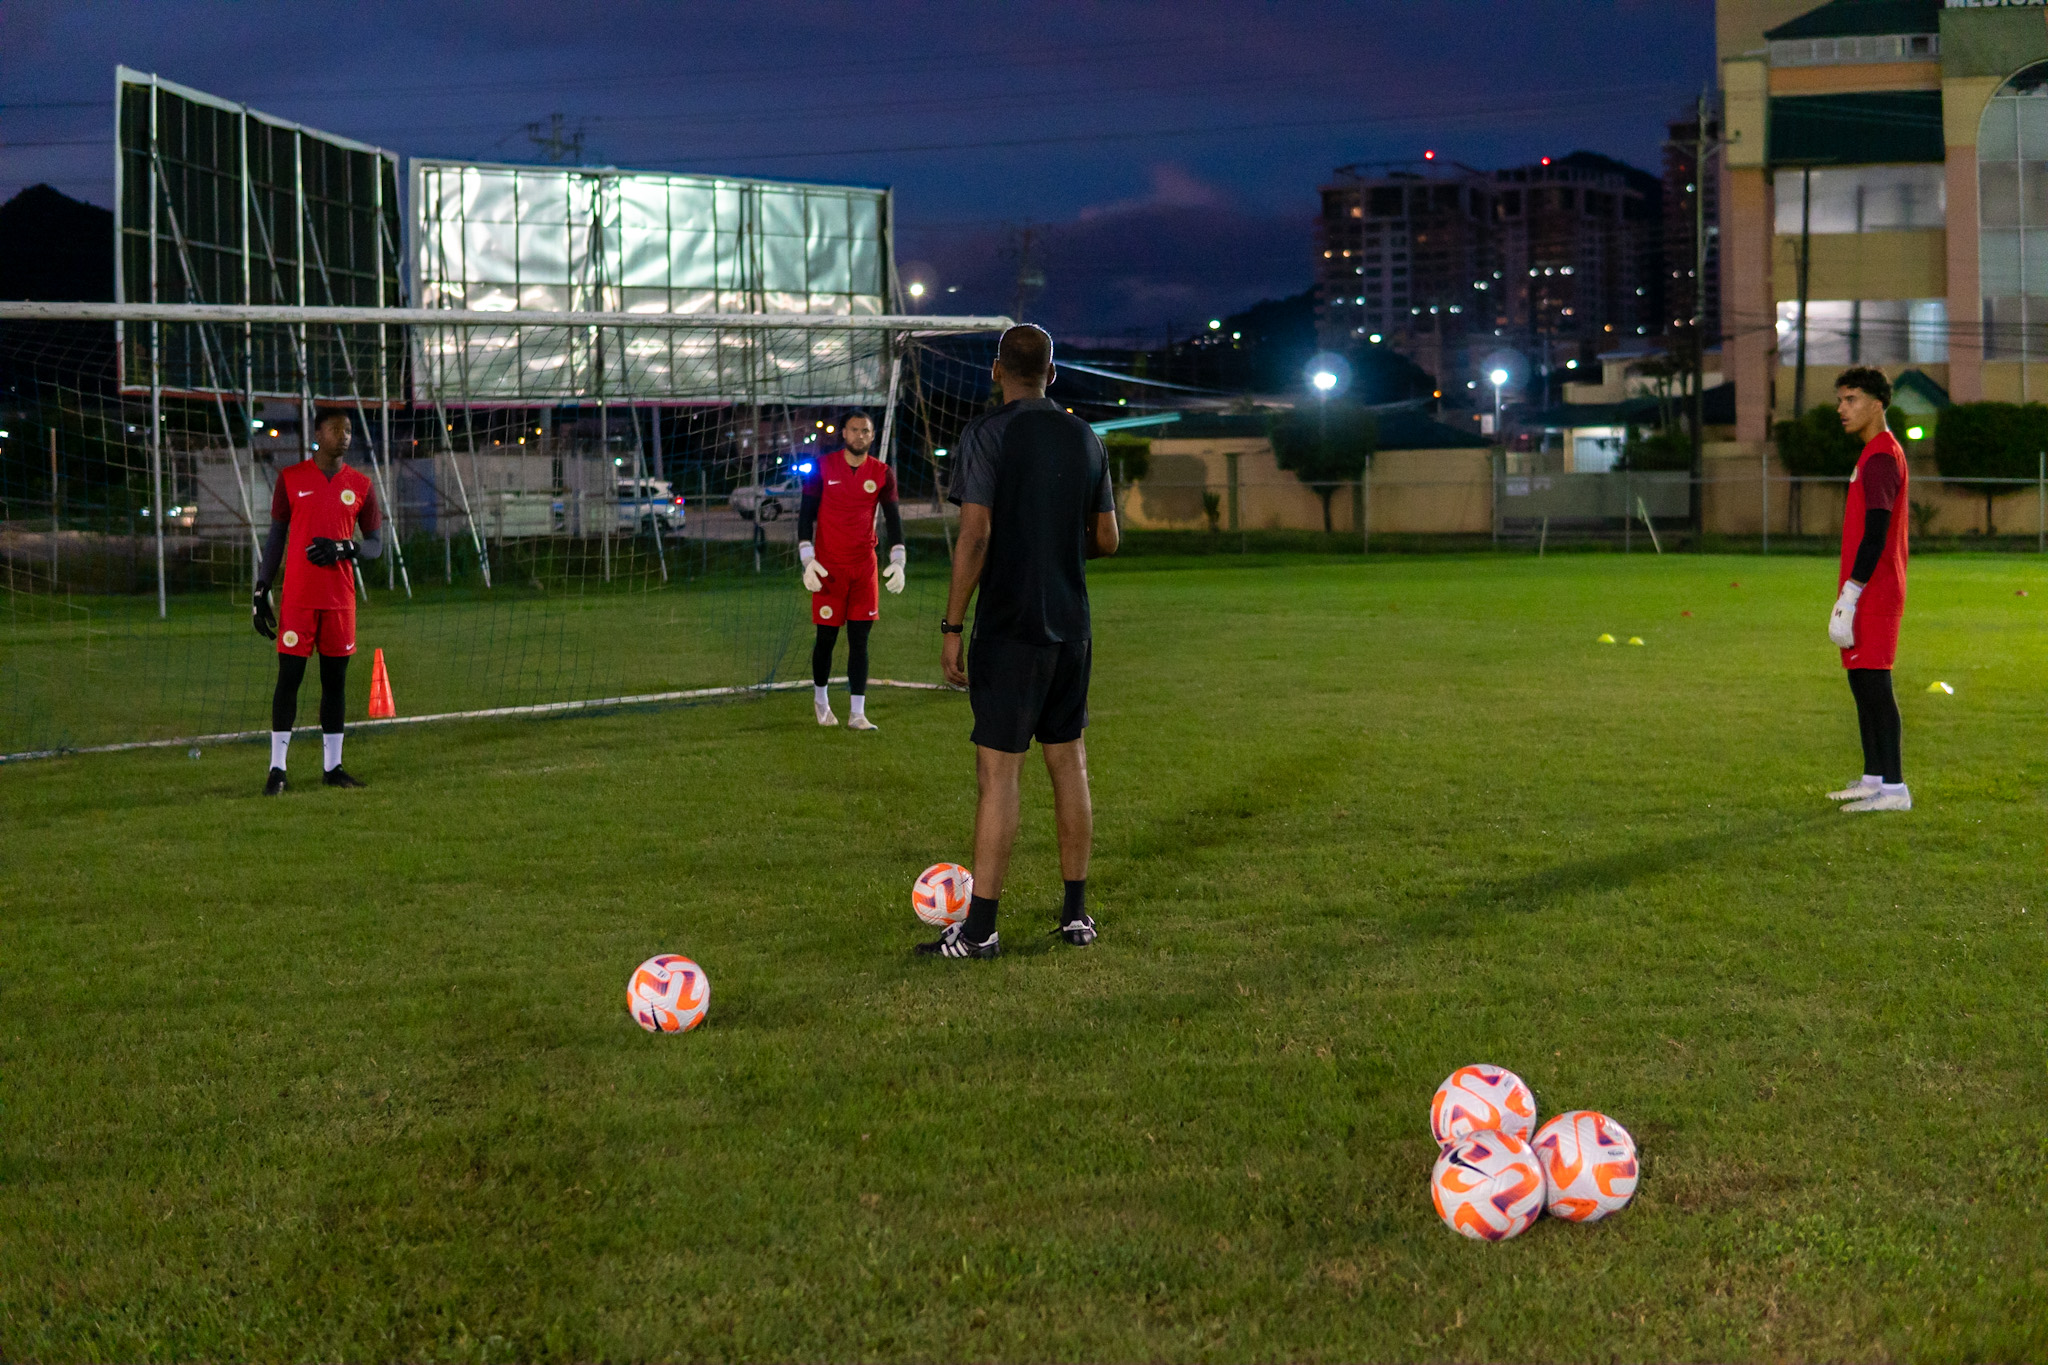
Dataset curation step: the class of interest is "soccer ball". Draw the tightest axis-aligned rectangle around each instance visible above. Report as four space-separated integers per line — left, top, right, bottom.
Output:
1431 1128 1546 1241
912 862 973 927
627 954 710 1033
1430 1064 1538 1147
1531 1110 1638 1222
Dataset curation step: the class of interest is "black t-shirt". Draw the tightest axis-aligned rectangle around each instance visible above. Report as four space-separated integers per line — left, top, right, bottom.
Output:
949 397 1115 644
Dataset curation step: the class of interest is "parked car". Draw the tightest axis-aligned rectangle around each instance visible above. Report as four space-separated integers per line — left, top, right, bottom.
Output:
728 473 803 522
616 478 686 533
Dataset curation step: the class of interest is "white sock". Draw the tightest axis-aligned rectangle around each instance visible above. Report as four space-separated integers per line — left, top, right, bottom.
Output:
849 694 866 720
1881 781 1908 794
814 685 830 709
270 731 290 770
1862 774 1881 786
323 732 343 772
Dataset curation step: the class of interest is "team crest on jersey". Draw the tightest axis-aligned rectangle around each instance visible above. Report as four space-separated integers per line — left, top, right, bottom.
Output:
340 488 357 505
863 479 877 494
819 604 834 619
282 630 299 646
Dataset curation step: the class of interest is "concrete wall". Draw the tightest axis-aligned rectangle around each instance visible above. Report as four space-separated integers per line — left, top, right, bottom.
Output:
1122 438 1494 534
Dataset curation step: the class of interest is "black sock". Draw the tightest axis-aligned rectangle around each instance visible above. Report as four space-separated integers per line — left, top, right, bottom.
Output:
962 894 999 941
1063 879 1086 923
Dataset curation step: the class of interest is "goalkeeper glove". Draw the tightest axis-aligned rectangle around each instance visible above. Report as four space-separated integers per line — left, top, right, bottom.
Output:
1828 580 1862 649
883 544 906 595
253 587 276 640
798 540 829 593
306 537 359 568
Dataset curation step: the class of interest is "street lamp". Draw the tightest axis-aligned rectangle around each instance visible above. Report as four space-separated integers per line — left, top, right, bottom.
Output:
1489 367 1510 438
1312 370 1338 394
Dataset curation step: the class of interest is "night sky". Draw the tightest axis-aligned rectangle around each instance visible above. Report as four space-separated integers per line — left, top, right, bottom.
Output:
1 0 1715 341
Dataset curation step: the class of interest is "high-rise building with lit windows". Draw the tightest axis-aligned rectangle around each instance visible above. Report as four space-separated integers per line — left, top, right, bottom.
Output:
1315 161 1494 385
1718 0 2048 443
1314 155 1657 390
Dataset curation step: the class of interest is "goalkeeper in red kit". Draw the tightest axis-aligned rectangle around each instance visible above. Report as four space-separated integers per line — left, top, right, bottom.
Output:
797 411 905 730
1824 366 1911 812
252 411 383 795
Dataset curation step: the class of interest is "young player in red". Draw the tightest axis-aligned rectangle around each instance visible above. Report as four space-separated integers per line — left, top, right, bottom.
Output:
796 411 905 731
1824 366 1911 812
252 411 383 795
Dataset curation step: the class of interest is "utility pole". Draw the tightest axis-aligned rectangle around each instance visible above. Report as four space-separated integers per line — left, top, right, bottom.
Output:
1006 224 1045 322
527 113 586 165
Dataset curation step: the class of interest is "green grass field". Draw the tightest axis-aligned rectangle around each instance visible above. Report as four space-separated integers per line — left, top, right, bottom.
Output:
5 552 2048 1362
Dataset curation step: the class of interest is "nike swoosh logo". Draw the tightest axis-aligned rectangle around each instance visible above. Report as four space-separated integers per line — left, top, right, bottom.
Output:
296 490 312 497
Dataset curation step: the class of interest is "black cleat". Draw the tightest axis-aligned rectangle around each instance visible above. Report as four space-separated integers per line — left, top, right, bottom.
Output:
263 767 288 796
1058 912 1098 947
915 924 1000 959
322 767 366 789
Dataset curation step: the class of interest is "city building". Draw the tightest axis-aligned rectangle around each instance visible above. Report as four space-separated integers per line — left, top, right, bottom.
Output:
1315 160 1494 384
1664 110 1724 345
1718 0 2048 444
1489 153 1662 365
1315 154 1659 396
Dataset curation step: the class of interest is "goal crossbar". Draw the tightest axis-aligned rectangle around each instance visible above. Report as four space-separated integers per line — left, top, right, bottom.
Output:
0 302 1011 336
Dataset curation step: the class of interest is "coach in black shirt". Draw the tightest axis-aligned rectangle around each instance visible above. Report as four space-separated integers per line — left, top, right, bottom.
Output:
921 324 1119 960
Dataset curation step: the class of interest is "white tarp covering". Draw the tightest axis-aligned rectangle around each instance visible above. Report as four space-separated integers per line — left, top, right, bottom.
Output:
411 161 893 403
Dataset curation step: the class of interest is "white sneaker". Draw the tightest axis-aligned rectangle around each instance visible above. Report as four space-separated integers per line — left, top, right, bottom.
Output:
815 701 838 727
1827 778 1881 801
847 714 878 731
1842 786 1912 812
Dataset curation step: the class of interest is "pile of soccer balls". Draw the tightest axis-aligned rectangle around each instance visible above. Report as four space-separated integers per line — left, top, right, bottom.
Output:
1428 1064 1639 1241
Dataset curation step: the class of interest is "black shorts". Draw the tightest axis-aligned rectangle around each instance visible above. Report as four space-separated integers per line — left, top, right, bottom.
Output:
968 636 1092 753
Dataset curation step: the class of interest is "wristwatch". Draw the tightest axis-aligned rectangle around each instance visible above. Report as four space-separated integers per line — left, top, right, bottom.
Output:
939 619 964 634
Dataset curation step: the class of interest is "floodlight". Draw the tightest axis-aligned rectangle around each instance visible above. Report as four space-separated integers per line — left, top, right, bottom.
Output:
1313 371 1337 392
908 281 926 298
1208 319 1221 330
1490 368 1510 387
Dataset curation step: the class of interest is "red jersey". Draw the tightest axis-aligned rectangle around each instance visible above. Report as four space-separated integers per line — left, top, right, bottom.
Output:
272 458 378 609
804 453 897 567
1839 431 1908 613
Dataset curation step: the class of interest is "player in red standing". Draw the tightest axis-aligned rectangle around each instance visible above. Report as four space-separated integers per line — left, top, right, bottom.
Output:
252 410 383 794
797 411 905 731
1824 366 1911 812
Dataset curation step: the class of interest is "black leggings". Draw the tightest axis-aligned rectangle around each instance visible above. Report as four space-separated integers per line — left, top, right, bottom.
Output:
812 620 872 694
273 653 349 734
1847 668 1902 783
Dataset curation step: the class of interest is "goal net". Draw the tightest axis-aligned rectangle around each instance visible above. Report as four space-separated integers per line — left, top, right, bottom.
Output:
0 303 1006 760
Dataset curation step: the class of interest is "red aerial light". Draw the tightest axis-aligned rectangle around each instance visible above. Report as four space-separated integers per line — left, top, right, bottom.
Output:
1541 156 1552 166
1424 149 1436 161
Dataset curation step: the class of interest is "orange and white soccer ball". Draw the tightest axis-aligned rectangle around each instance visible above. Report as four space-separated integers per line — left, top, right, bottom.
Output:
912 862 973 927
1431 1128 1547 1241
1531 1110 1638 1222
627 954 710 1033
1430 1063 1538 1147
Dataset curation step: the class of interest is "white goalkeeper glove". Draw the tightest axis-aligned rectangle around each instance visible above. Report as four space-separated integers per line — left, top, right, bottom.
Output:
1828 580 1862 649
883 544 906 595
799 541 829 593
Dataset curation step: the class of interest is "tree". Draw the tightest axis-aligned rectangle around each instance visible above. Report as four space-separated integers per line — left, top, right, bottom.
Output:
1103 433 1150 520
1934 402 2048 535
1774 404 1860 535
1620 425 1693 472
1269 402 1377 532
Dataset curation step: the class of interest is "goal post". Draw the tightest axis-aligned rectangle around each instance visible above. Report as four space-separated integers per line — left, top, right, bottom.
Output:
0 303 1007 760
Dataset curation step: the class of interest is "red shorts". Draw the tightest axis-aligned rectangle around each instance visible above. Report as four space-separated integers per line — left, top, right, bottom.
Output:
1841 609 1900 671
811 556 878 626
277 602 357 657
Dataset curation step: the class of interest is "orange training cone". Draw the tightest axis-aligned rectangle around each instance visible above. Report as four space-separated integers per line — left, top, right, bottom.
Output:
367 647 396 719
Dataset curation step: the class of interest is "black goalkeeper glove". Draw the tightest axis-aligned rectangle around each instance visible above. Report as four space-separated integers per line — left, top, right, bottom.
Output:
306 537 359 567
253 587 276 640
